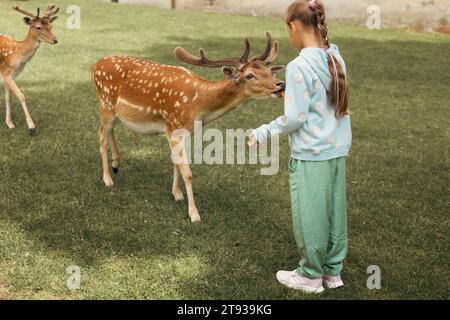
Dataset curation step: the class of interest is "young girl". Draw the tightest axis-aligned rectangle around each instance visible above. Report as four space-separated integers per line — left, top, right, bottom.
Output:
250 0 351 293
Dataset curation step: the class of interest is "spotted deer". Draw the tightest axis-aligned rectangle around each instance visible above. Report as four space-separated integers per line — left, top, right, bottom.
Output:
92 32 285 223
0 5 59 135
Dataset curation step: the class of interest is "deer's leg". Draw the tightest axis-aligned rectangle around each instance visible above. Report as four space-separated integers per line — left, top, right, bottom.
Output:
178 163 200 223
109 128 121 174
4 76 36 135
4 87 14 129
167 135 200 223
172 165 185 201
99 112 115 187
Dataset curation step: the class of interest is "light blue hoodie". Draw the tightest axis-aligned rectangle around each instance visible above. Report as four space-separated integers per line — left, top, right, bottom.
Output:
252 44 352 161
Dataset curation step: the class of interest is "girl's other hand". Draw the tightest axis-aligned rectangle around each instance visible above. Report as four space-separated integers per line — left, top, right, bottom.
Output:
248 133 259 148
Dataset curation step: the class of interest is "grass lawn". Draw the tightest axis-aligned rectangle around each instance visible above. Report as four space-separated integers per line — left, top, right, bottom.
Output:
0 0 449 300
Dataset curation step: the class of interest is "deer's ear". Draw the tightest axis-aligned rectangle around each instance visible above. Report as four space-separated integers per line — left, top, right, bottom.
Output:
50 16 58 23
23 17 33 26
270 65 285 74
222 66 239 81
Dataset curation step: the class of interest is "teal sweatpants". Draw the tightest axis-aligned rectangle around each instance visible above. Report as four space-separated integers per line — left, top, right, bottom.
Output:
288 157 348 279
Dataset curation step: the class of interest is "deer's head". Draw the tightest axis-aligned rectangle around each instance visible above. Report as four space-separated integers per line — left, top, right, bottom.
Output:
175 32 286 99
13 4 59 45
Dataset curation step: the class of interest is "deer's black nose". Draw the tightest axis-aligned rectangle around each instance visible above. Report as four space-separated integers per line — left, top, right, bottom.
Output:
277 82 285 91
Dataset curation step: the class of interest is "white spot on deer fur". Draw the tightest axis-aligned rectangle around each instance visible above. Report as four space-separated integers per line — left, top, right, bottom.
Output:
117 97 145 112
182 96 189 103
193 91 199 101
175 101 181 108
185 79 191 84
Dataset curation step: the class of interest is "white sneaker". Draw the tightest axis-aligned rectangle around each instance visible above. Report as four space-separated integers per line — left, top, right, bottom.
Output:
323 275 344 289
276 270 324 293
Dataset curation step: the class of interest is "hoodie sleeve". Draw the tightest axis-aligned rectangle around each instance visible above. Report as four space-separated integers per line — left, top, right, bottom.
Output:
252 62 311 144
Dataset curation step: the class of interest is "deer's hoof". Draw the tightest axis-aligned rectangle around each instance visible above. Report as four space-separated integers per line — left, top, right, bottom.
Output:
112 167 119 174
103 175 114 188
190 215 201 223
173 191 185 202
189 208 201 223
28 128 37 136
6 123 15 129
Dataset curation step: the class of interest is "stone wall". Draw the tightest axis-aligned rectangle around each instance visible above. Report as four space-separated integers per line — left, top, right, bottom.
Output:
118 0 450 30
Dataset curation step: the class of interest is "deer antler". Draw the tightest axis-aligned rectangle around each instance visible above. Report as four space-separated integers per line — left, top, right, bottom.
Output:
263 40 280 65
251 32 280 65
12 5 37 18
43 4 59 18
175 38 251 68
258 32 273 62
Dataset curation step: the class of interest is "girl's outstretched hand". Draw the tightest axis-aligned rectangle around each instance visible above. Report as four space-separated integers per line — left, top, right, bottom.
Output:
248 133 259 148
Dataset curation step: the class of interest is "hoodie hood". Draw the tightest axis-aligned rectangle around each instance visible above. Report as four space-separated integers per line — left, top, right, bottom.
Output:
299 44 345 93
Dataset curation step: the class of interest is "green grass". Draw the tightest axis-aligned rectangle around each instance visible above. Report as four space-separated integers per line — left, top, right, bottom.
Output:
0 0 449 300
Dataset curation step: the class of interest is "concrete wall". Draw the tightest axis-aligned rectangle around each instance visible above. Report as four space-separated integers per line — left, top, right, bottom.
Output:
120 0 171 8
118 0 450 30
